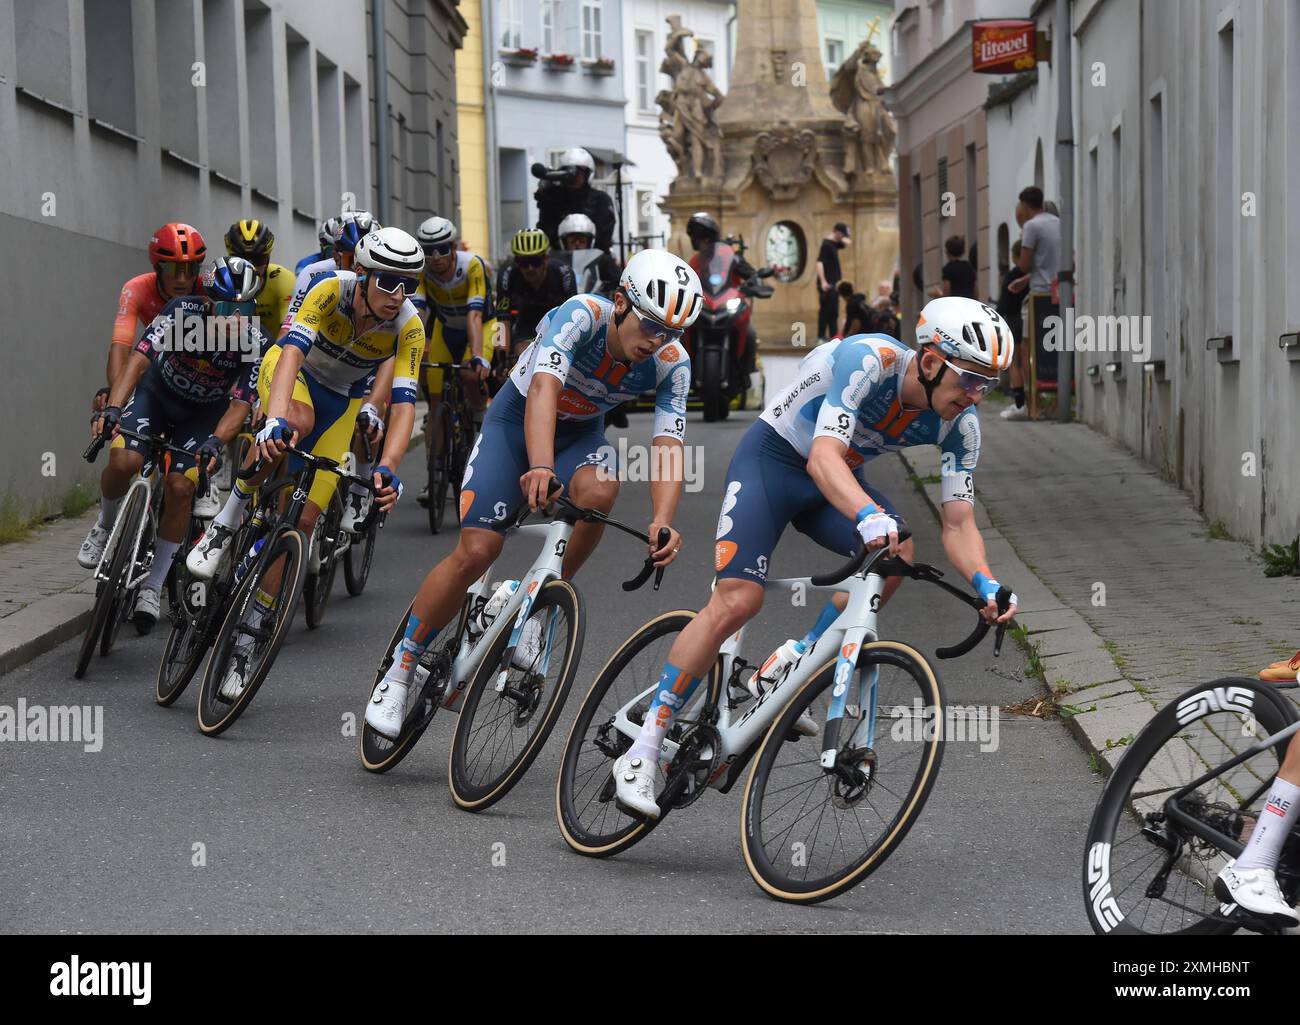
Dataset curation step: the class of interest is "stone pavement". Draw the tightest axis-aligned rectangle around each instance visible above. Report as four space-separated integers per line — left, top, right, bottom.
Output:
0 509 98 675
897 411 1300 771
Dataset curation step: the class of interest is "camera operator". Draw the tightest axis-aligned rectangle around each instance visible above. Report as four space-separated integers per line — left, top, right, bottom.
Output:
533 147 616 253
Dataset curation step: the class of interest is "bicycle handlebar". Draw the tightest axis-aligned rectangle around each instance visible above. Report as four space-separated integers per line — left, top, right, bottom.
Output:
808 534 1013 660
84 425 211 497
485 478 673 592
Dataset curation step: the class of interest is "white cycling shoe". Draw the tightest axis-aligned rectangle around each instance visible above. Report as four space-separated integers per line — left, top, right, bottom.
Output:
366 678 408 740
510 617 543 672
78 523 111 569
186 523 236 580
133 586 161 634
193 488 222 520
340 488 371 533
219 650 251 702
613 753 662 820
1215 862 1300 926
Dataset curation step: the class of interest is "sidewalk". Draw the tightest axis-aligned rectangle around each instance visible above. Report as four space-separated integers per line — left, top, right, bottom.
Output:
898 411 1300 771
0 510 98 675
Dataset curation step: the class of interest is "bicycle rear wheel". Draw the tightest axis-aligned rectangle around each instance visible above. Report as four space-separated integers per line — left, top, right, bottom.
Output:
196 527 307 735
359 599 467 773
427 403 453 534
1082 677 1297 935
449 580 584 811
741 641 945 904
304 490 343 629
556 610 705 857
74 490 146 679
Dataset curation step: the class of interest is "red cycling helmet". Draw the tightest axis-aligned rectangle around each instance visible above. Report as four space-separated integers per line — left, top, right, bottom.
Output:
149 223 207 269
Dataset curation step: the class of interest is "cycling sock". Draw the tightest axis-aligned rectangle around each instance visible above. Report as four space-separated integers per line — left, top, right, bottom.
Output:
144 539 180 592
800 600 842 649
236 588 277 654
383 613 438 685
214 478 254 531
97 494 122 529
628 662 702 764
1234 776 1300 871
1013 388 1026 408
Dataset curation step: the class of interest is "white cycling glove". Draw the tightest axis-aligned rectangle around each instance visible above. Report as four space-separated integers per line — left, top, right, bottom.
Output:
855 509 898 548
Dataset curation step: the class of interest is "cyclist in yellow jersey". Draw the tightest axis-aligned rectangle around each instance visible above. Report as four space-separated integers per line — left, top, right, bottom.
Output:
225 219 294 338
411 217 494 403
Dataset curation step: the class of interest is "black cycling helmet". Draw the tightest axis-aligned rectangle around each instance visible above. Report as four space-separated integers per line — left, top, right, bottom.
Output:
686 211 720 246
224 219 275 261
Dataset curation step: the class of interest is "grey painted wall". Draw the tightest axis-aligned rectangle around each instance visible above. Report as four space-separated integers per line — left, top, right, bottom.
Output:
0 0 465 518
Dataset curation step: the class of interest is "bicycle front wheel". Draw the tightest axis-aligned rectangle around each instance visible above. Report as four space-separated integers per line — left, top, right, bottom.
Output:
196 527 307 735
1082 677 1296 935
427 403 453 534
741 640 946 904
448 580 583 811
343 520 377 596
74 488 146 679
304 490 343 629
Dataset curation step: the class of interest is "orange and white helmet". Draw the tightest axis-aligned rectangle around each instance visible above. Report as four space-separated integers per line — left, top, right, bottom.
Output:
917 296 1015 372
619 249 703 330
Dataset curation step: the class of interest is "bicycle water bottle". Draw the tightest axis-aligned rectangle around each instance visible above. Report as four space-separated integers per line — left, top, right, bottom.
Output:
479 580 520 629
748 638 806 700
234 537 266 584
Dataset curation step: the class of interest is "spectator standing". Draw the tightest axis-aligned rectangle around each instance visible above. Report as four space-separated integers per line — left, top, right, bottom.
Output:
995 241 1026 359
815 222 851 343
837 281 874 337
1003 186 1061 420
934 235 976 299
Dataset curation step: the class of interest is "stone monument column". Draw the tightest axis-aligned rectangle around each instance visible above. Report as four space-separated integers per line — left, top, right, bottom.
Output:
658 1 899 354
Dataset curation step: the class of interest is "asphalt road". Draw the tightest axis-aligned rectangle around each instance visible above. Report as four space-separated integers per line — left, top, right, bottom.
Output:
0 411 1100 933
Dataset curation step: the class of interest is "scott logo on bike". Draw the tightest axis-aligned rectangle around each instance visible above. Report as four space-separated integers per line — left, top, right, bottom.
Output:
1174 686 1253 726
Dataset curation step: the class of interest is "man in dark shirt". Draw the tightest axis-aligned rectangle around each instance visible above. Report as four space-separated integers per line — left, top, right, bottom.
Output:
816 222 850 342
940 235 976 298
837 281 874 337
495 228 578 362
535 147 617 253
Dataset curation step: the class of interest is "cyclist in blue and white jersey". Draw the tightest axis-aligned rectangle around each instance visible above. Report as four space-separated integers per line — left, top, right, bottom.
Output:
612 295 1023 818
365 249 702 739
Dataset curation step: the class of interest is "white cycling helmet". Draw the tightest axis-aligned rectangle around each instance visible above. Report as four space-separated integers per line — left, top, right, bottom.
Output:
619 249 703 330
354 226 425 276
319 216 344 249
416 216 458 253
559 147 596 174
917 296 1015 373
558 213 597 243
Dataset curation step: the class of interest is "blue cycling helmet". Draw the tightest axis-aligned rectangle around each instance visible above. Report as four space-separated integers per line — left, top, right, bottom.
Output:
335 211 379 254
202 256 263 301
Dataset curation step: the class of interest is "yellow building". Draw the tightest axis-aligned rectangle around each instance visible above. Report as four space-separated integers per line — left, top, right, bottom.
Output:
456 0 490 258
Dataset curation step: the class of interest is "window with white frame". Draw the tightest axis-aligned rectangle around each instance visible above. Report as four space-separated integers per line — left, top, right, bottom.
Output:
541 0 556 54
635 30 654 112
581 0 603 60
825 38 844 73
499 0 521 50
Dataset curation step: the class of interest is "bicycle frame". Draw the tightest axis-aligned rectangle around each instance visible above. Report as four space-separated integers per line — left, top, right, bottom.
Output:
605 564 891 793
91 472 161 589
438 518 572 714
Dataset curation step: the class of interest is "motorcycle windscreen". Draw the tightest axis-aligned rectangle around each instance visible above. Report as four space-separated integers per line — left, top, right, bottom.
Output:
703 243 735 296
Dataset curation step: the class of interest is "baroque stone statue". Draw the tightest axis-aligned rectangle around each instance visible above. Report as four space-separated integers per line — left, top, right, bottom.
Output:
830 39 896 180
659 16 725 183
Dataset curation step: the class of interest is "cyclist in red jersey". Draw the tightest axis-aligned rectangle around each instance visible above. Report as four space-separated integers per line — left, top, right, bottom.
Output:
96 223 207 411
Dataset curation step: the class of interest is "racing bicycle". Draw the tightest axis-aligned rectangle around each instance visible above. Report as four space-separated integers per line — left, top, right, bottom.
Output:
1083 675 1300 935
419 360 483 534
360 483 671 813
78 427 210 679
555 535 1011 904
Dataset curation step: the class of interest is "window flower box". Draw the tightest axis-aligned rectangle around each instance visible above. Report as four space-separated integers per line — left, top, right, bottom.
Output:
543 52 576 71
583 57 617 77
500 47 538 67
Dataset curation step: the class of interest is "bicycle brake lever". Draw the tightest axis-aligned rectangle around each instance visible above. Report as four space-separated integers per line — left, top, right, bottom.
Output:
652 527 671 591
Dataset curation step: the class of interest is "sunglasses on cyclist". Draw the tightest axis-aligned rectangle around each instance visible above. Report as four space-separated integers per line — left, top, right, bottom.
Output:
937 355 1000 398
515 256 545 269
157 261 200 279
424 243 455 258
370 271 418 295
211 299 255 317
629 306 683 345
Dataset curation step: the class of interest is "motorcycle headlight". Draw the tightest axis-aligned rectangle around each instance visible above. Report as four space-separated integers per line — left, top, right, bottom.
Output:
725 297 743 314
